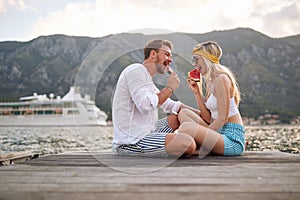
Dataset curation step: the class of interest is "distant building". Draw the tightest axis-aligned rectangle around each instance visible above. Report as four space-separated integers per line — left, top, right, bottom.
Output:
243 113 284 125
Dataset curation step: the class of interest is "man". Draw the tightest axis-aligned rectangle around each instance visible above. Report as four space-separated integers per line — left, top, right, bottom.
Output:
112 39 196 157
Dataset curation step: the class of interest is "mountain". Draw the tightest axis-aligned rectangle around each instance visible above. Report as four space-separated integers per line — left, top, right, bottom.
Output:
0 28 299 122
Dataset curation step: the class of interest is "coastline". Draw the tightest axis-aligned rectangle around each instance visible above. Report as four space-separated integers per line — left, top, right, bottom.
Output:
0 124 299 156
245 124 300 154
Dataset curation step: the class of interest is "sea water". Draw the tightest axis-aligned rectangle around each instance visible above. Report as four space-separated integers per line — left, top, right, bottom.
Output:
0 125 299 156
0 126 114 156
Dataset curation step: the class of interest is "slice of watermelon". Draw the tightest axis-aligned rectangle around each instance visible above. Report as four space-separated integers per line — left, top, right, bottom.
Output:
188 69 201 82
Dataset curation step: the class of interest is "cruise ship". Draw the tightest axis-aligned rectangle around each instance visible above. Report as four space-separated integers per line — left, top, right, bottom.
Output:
0 87 108 126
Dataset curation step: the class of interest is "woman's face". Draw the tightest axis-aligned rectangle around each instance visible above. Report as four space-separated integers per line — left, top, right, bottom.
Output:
192 55 207 75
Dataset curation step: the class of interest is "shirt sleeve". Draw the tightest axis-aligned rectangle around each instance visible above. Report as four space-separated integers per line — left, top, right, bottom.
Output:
160 98 182 114
126 66 159 114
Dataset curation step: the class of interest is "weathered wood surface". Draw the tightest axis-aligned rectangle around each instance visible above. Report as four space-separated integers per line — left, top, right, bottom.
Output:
0 151 39 166
0 151 300 200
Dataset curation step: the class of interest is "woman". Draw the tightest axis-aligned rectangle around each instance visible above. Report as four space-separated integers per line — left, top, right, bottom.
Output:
178 41 245 156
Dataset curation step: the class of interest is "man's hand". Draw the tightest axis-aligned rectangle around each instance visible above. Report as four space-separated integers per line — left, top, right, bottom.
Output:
167 72 180 91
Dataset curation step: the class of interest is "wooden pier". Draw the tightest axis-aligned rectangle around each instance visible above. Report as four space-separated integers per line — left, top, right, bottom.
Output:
0 151 299 200
0 151 39 166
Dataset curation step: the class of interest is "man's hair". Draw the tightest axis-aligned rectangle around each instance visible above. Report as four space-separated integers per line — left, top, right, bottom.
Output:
144 39 173 60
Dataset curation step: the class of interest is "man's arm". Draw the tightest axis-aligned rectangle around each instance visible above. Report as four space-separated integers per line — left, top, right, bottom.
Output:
157 86 174 106
157 72 180 106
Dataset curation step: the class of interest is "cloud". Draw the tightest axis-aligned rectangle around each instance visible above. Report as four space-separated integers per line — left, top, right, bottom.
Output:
28 0 300 40
0 0 6 13
0 0 30 13
30 2 99 37
262 1 300 37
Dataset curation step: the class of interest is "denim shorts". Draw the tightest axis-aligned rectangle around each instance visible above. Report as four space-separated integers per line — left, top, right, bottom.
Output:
218 123 245 156
115 118 174 157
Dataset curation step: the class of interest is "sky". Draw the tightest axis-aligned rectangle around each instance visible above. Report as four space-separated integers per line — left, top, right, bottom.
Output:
0 0 300 42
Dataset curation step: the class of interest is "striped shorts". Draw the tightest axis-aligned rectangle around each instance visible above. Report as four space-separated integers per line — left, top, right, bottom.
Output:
115 118 174 157
218 123 245 156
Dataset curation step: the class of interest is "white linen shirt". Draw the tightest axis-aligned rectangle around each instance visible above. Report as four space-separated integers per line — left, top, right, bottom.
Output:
112 63 182 150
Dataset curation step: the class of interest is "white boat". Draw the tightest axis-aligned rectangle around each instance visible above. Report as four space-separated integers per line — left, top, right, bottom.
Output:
0 86 108 126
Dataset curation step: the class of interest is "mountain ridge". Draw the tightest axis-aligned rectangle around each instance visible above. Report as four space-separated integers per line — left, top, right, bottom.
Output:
0 28 299 122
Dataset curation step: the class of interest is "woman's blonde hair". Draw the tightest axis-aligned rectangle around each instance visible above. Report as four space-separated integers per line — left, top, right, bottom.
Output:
193 41 241 105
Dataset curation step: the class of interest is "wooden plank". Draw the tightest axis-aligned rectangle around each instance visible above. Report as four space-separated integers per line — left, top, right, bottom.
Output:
17 151 300 167
0 151 39 166
0 151 299 200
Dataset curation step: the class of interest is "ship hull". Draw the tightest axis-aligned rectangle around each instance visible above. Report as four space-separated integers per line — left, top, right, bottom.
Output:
0 87 108 127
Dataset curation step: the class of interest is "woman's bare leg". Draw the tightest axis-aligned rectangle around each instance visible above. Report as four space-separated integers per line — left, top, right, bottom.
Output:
178 108 208 127
178 121 224 156
165 133 196 156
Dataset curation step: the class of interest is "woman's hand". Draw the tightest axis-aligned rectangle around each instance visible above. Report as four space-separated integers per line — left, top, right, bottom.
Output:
187 77 200 94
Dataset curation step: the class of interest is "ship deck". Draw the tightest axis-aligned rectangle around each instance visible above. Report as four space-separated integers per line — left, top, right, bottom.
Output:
0 151 300 200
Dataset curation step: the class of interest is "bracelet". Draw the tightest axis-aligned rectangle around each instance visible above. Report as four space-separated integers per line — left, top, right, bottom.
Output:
165 85 174 93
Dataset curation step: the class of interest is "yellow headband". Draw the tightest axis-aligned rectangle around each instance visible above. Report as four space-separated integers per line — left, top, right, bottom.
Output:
193 49 219 64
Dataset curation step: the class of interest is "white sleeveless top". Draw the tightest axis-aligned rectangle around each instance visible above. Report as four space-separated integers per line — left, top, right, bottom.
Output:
205 94 239 119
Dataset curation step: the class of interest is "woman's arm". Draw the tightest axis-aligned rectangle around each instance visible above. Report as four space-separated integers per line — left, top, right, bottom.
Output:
187 78 211 123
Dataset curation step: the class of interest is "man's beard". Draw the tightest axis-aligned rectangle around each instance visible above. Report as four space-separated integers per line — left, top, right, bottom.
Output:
155 56 165 74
